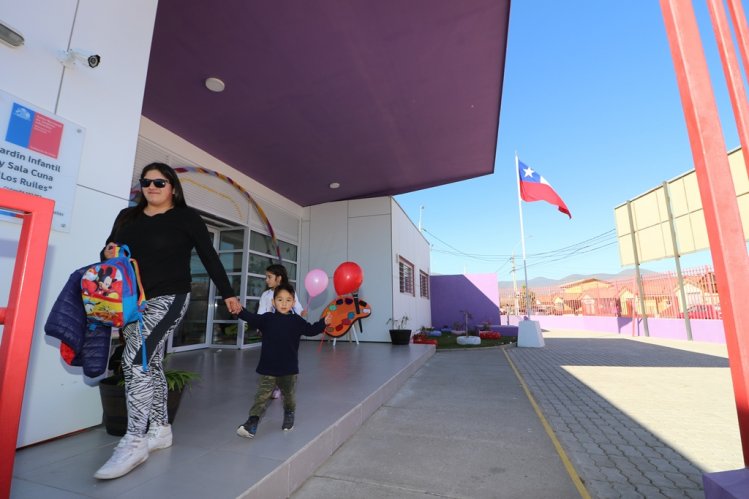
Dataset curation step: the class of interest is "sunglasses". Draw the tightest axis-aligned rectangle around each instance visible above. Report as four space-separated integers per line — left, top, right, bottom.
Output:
139 178 170 188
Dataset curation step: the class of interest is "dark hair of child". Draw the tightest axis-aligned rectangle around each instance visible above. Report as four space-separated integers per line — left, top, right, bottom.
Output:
266 264 290 285
273 283 296 299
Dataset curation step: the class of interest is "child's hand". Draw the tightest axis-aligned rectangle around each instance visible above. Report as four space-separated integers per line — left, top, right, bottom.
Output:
103 243 117 259
323 313 333 325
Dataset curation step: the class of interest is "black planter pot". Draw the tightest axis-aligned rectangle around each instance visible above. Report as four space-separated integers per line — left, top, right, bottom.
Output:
99 376 184 436
389 329 412 345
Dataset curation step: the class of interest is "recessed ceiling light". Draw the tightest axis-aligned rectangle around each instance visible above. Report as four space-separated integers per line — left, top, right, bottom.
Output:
205 77 225 92
329 182 340 189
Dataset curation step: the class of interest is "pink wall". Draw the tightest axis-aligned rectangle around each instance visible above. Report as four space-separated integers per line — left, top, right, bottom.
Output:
506 315 726 344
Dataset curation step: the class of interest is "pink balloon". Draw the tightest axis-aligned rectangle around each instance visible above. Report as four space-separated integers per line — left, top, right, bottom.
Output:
304 269 329 298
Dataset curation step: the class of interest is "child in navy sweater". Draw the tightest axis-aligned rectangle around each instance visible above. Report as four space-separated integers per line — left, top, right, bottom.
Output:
236 283 331 437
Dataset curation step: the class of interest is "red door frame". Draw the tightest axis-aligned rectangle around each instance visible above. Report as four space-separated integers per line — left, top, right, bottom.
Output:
0 189 54 497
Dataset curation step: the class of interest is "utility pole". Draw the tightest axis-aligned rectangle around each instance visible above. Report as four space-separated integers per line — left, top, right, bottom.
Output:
511 255 519 316
418 205 424 232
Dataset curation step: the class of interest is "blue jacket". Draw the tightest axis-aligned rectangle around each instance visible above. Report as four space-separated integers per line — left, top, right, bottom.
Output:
44 267 110 378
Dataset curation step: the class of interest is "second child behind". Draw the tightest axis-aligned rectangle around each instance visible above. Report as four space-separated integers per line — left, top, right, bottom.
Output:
236 283 332 438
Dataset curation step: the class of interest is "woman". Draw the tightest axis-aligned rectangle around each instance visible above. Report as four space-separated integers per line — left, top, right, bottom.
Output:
95 163 241 480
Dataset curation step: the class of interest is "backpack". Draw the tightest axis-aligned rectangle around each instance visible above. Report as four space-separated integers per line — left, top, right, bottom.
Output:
81 244 145 328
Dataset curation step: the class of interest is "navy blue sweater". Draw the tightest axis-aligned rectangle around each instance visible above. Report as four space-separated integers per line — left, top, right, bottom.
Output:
238 309 326 376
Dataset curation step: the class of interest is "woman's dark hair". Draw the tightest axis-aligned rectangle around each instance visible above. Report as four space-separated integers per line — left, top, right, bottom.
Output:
266 264 290 286
114 162 186 232
273 283 296 299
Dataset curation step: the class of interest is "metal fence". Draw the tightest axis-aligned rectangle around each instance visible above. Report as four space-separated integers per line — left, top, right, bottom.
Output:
499 265 721 319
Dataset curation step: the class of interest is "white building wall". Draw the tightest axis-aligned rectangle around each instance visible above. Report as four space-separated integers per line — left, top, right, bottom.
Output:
0 0 159 446
348 198 393 341
303 197 429 341
303 198 395 342
391 198 431 331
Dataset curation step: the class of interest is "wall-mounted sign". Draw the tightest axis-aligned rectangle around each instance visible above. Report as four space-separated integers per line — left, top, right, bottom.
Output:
0 89 85 232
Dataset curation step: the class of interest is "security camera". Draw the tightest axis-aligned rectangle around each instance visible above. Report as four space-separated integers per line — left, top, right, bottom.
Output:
58 48 101 69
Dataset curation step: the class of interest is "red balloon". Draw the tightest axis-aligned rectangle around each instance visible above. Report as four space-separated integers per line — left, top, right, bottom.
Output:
333 261 363 295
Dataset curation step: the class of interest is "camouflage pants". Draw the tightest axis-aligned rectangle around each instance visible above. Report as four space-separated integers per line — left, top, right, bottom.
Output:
249 374 297 418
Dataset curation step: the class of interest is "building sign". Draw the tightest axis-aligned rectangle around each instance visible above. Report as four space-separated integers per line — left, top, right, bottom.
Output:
0 89 85 232
614 147 749 266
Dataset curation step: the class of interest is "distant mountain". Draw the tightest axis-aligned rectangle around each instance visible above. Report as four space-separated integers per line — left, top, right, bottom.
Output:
498 268 656 288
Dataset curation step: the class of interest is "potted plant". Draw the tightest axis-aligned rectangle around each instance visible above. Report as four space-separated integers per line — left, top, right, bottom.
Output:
99 343 200 436
387 315 411 345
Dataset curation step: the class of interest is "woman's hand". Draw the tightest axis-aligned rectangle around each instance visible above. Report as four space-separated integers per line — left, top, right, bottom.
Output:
224 296 241 315
103 243 117 260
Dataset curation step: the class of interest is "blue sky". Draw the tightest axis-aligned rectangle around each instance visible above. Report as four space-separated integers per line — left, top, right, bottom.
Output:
395 1 740 282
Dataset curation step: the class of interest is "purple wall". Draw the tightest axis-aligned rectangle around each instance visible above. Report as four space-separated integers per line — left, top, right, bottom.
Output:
505 315 726 344
430 274 500 330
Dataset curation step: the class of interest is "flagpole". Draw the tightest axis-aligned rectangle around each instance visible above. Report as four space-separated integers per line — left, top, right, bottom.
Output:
515 153 531 317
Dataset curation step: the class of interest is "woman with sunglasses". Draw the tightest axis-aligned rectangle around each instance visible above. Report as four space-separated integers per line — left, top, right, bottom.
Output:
94 162 241 480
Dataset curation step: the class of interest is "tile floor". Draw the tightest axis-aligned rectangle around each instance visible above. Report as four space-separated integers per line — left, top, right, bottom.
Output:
11 341 433 499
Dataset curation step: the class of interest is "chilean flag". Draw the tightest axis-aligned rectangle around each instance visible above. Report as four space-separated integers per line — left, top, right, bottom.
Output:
518 161 571 218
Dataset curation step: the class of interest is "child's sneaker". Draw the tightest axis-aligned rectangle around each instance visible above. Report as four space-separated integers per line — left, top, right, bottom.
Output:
146 424 172 451
237 416 259 438
94 433 149 479
271 387 281 399
282 411 295 431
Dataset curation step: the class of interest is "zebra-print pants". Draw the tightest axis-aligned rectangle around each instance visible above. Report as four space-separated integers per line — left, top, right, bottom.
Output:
121 293 190 436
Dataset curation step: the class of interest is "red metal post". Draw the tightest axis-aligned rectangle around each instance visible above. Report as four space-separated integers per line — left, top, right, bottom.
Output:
707 0 749 180
0 189 54 498
660 0 749 466
727 0 749 135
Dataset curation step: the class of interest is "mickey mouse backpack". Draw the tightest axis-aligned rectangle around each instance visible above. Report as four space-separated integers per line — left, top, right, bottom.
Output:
81 244 145 328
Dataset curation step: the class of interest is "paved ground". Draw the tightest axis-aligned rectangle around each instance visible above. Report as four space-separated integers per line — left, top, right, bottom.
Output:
293 330 739 499
292 348 581 499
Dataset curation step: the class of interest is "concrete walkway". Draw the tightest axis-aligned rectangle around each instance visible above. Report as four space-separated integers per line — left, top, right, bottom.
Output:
292 347 581 498
293 330 739 499
12 330 739 498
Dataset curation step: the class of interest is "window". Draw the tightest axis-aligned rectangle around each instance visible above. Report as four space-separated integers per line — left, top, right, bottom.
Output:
244 231 299 345
399 257 414 295
419 271 429 298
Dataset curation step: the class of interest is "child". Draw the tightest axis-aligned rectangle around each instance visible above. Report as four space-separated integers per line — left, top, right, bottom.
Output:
258 264 305 316
236 283 331 438
258 264 306 399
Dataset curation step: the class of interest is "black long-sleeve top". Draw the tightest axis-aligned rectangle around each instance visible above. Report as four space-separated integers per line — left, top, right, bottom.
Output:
238 309 326 376
104 206 235 299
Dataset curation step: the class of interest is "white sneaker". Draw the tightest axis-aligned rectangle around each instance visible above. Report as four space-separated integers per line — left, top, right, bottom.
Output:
94 433 149 480
147 424 173 451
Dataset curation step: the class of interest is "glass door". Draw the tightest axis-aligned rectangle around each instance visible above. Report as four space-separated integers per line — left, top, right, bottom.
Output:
170 228 218 352
210 228 244 346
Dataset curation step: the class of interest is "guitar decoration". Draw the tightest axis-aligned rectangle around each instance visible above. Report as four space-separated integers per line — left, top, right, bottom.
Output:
321 295 372 338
